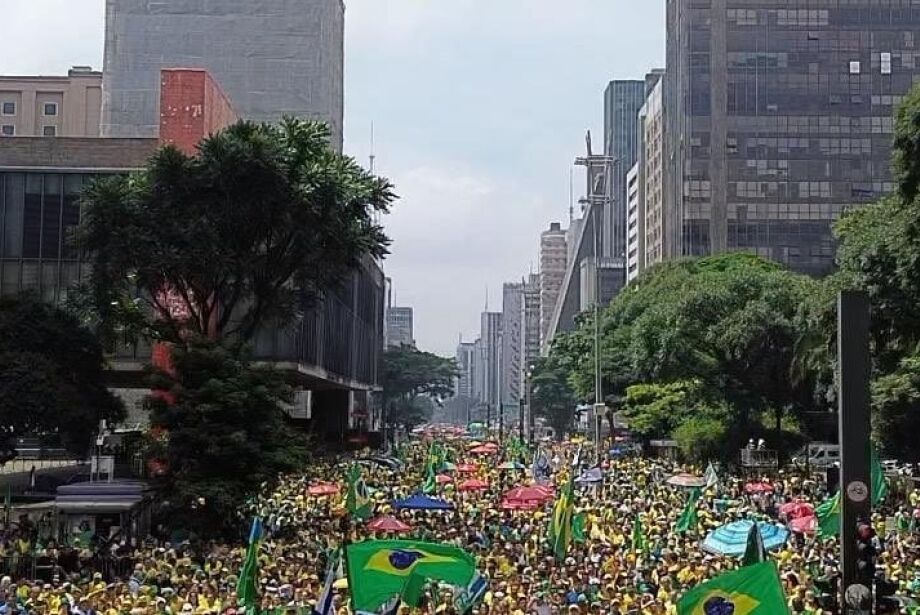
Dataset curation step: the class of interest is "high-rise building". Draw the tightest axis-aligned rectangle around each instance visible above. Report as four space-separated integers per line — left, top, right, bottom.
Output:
640 74 666 271
603 80 647 265
455 340 478 400
0 67 102 138
626 163 644 283
470 338 485 403
521 273 541 376
479 312 502 418
539 222 567 349
101 0 344 149
664 1 915 275
385 307 414 348
501 282 524 407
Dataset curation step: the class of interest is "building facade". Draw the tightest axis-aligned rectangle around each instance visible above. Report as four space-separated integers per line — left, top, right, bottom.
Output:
641 75 666 270
479 312 502 419
665 0 916 275
101 0 344 149
603 80 647 266
626 163 644 283
521 273 541 375
500 282 523 408
385 307 414 348
455 340 478 400
539 222 567 349
0 68 102 138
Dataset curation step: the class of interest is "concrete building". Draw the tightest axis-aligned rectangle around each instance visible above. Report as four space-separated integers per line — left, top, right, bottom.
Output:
455 340 478 400
641 75 666 270
521 273 541 376
602 80 646 266
385 307 414 348
0 67 102 138
539 222 567 350
0 68 384 442
501 282 524 408
626 163 644 283
478 312 502 423
664 0 916 275
101 0 344 149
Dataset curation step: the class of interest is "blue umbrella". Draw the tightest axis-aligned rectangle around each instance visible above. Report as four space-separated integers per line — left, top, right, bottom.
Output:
392 492 455 511
702 520 789 557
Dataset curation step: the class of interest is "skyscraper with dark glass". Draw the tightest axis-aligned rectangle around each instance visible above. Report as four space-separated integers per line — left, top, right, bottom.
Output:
664 1 918 275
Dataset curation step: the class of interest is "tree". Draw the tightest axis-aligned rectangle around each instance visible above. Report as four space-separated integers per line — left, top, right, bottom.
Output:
622 380 704 440
872 352 920 462
381 347 457 431
147 339 310 535
76 119 395 346
0 297 124 455
529 356 579 438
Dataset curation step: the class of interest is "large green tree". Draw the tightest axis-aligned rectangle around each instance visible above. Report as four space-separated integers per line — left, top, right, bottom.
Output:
381 347 457 431
0 297 124 455
529 355 579 438
76 119 394 346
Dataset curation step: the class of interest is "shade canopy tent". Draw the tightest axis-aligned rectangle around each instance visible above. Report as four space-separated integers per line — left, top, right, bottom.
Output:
366 515 412 533
665 473 707 488
307 482 339 496
392 493 455 511
702 520 789 557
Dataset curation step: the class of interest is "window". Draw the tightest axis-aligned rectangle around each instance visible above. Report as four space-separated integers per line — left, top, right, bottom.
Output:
1 102 14 115
0 125 13 137
42 125 56 137
881 52 892 75
43 103 57 116
849 61 861 74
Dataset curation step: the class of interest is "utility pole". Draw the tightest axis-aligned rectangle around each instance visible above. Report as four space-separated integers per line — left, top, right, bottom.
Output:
837 291 873 614
519 397 525 442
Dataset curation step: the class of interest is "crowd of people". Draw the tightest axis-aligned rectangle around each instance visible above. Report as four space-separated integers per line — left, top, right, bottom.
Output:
1 431 920 614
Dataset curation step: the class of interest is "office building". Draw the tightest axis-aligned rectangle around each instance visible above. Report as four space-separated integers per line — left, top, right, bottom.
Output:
479 312 502 417
455 340 478 400
664 1 915 275
501 282 523 407
602 80 646 264
521 273 541 376
641 74 666 270
539 222 567 349
626 163 644 283
385 307 414 348
102 0 344 149
0 67 102 138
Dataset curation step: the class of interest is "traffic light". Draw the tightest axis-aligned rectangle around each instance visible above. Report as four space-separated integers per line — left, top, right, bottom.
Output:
855 519 877 586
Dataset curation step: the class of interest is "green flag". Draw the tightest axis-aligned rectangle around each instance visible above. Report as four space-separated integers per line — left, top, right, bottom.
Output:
346 464 373 521
742 522 767 566
422 458 437 495
549 473 575 561
572 512 587 544
345 540 478 613
871 446 888 505
676 488 701 534
632 515 647 554
815 491 840 539
677 561 789 615
236 518 263 612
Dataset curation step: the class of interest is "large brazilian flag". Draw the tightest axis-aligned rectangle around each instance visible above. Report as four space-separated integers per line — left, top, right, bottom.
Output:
678 561 789 615
345 540 478 613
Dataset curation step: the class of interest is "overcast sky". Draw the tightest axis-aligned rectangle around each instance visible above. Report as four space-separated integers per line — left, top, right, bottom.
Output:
0 0 664 357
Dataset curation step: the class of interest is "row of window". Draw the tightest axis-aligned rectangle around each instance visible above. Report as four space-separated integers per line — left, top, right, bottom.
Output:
1 102 58 116
0 125 57 137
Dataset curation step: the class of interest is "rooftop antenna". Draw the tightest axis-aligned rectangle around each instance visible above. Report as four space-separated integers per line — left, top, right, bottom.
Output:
369 121 376 174
569 168 574 221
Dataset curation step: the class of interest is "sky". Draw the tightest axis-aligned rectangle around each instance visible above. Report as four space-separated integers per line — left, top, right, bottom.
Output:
0 0 665 357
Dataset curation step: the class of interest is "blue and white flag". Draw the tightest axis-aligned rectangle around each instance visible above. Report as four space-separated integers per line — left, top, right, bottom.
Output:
454 572 488 614
575 466 603 484
312 548 341 615
532 446 551 484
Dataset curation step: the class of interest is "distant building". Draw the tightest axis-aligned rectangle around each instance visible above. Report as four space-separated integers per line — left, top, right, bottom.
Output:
385 307 414 348
455 340 478 400
501 282 524 407
626 163 644 283
521 273 541 376
0 67 102 138
640 74 665 271
664 0 917 275
479 312 502 418
539 222 567 349
102 0 344 149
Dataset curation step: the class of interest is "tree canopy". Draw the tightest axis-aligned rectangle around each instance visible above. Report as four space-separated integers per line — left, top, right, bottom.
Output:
0 297 124 455
381 346 457 430
76 118 395 346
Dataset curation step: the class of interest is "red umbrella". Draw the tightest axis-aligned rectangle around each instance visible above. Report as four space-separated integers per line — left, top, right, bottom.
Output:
502 486 554 506
780 502 815 519
367 515 412 533
744 481 774 495
469 445 497 455
788 515 817 535
308 482 339 496
456 463 478 473
458 478 489 492
500 498 541 511
435 474 453 484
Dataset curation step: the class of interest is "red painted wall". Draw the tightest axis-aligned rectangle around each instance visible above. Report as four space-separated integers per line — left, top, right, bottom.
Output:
159 68 238 155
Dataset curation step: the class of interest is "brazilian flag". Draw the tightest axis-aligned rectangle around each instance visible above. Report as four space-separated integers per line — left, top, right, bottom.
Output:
676 487 701 534
345 540 478 613
678 561 789 614
346 464 373 521
549 473 575 561
236 518 263 613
